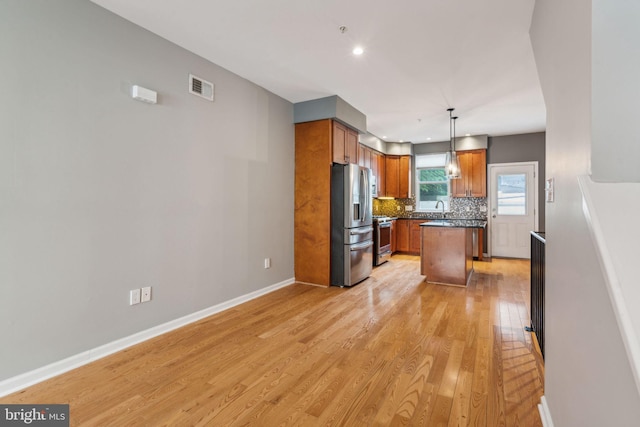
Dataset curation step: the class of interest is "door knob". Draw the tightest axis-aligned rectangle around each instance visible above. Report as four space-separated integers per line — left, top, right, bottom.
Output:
492 215 496 218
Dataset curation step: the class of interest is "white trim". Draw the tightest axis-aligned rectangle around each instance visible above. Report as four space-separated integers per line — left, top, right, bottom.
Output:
538 396 555 427
487 161 539 257
578 175 640 397
0 277 295 397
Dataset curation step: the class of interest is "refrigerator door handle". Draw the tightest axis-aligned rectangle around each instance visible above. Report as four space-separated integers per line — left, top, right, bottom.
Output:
350 226 374 235
361 169 369 222
350 241 373 252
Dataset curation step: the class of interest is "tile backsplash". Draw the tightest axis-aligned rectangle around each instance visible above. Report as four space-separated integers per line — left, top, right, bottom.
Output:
373 196 488 220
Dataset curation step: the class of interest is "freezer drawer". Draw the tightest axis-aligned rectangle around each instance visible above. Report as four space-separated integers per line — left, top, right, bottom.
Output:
345 227 373 245
331 240 373 287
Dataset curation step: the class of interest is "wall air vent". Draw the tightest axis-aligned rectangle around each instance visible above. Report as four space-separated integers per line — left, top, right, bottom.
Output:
189 74 214 101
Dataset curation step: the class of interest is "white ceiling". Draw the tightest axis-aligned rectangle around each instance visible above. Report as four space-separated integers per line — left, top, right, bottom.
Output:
91 0 545 144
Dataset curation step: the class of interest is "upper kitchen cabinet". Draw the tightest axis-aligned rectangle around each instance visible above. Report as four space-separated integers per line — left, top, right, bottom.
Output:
451 149 487 198
359 144 383 197
369 150 379 196
385 155 411 198
377 153 386 196
358 143 372 169
332 121 359 165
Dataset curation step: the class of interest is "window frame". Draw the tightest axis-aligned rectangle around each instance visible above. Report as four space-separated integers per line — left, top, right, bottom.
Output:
415 153 451 213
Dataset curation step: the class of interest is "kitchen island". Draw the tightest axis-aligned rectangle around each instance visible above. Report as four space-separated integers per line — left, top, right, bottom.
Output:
420 219 487 286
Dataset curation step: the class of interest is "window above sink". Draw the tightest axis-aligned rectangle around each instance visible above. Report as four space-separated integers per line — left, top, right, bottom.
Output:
415 153 450 212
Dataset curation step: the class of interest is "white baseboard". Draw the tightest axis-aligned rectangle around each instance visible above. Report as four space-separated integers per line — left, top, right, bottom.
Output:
0 277 295 397
538 395 555 427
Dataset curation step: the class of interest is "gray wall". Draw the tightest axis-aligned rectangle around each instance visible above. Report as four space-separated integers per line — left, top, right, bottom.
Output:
293 95 367 134
488 132 546 231
531 0 640 425
0 0 294 381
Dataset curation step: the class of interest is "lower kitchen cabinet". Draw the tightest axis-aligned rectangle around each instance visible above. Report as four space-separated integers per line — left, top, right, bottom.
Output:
395 219 428 255
396 219 410 253
391 219 397 253
409 220 423 254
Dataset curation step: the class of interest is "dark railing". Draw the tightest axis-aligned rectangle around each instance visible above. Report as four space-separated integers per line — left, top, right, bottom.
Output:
530 231 545 358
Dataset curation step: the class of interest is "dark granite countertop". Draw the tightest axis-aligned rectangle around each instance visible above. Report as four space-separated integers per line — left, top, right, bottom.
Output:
394 215 488 221
420 219 487 229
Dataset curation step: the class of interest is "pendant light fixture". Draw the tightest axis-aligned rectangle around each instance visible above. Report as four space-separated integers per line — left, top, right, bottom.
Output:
445 108 461 179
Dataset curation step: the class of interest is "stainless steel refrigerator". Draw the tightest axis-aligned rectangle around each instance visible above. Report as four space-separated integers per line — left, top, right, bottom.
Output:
331 163 373 287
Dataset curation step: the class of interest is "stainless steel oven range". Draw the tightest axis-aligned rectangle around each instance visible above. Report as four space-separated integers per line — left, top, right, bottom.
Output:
373 216 392 266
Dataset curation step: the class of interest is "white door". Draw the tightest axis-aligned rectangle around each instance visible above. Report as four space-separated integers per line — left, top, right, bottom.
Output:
489 162 538 259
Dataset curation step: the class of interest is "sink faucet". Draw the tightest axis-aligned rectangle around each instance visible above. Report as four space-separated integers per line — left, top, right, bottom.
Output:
435 200 446 218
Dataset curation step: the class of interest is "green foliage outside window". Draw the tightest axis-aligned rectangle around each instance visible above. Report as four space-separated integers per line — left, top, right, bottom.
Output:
419 183 448 201
419 169 447 182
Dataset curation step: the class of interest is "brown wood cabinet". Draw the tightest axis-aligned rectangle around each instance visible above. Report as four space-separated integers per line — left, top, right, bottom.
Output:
359 144 384 197
385 155 411 198
409 219 423 254
421 226 473 286
378 153 386 196
391 219 397 253
332 121 359 165
451 149 487 197
395 219 410 253
295 119 333 287
369 150 378 195
395 219 427 255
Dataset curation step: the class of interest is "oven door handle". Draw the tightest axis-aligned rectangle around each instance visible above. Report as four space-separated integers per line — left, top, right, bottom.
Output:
378 223 391 228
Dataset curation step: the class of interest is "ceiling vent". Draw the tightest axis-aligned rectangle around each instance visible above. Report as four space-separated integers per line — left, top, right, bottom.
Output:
189 74 214 101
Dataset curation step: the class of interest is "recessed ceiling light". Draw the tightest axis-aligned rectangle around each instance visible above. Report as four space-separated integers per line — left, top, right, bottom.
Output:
382 136 387 139
399 139 404 143
465 133 471 137
427 137 431 141
352 46 364 56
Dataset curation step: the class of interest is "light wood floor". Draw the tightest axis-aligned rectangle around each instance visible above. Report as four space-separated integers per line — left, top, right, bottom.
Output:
1 256 544 426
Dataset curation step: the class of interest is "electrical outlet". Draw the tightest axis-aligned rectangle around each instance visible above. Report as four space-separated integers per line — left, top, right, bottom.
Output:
130 289 141 305
405 205 413 212
264 258 271 269
141 286 152 302
396 206 401 211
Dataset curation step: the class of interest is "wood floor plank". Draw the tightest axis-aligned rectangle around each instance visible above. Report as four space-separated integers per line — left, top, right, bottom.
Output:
1 256 543 426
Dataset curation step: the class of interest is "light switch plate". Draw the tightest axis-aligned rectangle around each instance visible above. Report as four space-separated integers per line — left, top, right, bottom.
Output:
141 286 152 302
545 178 554 202
130 289 141 305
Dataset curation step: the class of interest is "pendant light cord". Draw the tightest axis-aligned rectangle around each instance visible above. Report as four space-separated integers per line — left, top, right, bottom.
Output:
448 108 454 151
452 115 457 152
